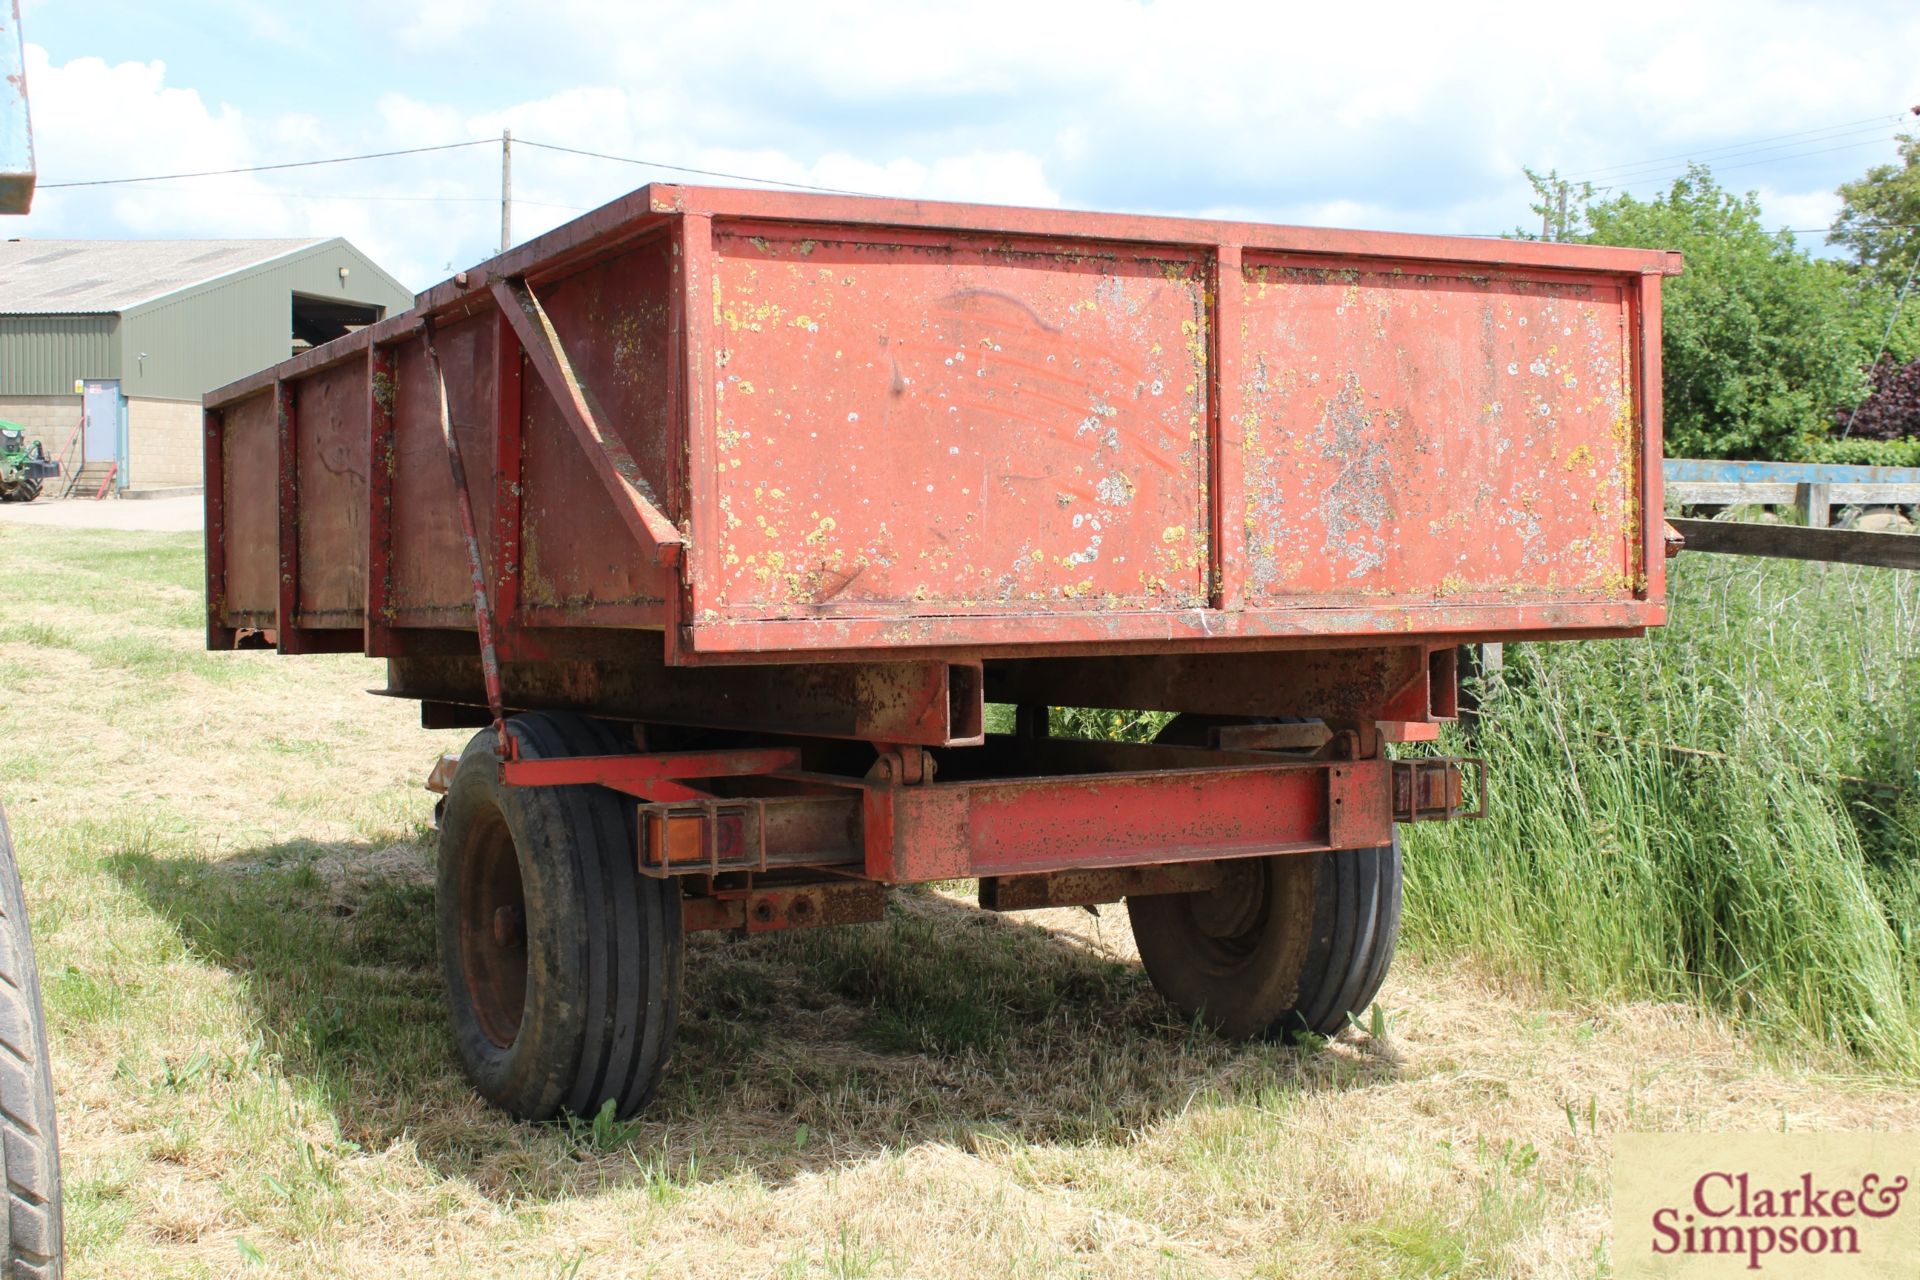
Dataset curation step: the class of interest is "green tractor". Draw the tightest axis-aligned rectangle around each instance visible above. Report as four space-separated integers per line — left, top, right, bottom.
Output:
1 421 60 502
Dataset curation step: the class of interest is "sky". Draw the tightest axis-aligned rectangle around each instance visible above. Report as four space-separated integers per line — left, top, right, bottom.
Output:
9 0 1920 293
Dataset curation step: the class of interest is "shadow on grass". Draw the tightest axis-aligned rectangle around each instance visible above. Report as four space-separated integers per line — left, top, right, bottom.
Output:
109 837 1395 1204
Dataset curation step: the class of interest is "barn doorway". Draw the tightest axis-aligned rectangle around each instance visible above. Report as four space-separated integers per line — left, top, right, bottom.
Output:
290 294 383 355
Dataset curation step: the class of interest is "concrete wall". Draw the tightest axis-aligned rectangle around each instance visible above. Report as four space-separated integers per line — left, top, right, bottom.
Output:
2 393 200 489
0 393 81 460
127 398 201 489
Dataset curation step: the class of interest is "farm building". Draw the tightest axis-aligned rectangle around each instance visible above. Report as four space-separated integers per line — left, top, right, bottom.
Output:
0 238 413 491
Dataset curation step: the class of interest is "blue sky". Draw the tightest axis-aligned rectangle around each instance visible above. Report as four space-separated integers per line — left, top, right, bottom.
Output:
11 0 1920 290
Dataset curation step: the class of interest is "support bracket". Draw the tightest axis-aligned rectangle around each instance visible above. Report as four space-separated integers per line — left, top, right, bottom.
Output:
491 275 686 569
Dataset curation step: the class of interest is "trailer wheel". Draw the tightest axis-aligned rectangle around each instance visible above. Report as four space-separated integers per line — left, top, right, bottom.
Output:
0 805 63 1278
1128 836 1401 1042
436 712 682 1122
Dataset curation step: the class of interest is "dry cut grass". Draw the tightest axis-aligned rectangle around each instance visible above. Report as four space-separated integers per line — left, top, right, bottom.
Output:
2 521 1916 1279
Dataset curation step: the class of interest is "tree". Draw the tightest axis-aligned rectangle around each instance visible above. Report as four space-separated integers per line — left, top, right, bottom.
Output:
1831 130 1920 292
1519 166 1595 243
1837 357 1920 441
1525 165 1882 458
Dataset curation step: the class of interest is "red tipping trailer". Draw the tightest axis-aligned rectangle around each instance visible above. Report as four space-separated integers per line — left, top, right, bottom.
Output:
205 184 1679 1119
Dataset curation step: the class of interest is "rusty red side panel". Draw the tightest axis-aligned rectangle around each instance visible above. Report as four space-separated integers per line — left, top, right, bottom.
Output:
389 319 490 626
517 235 679 624
1232 258 1641 606
292 358 370 628
219 391 278 629
698 223 1211 618
204 183 1677 665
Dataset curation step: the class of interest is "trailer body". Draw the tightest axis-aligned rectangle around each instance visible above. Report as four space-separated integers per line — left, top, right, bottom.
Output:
205 185 1677 1118
203 182 1679 890
207 185 1673 660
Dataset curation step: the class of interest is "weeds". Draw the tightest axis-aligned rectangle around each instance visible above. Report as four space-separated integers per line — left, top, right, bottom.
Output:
1407 553 1920 1069
564 1099 647 1153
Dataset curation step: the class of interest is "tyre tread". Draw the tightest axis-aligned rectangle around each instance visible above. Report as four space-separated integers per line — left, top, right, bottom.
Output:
0 807 62 1277
1130 834 1402 1046
436 714 681 1123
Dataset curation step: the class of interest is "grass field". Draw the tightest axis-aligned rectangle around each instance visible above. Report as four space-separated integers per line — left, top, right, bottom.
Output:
1408 547 1920 1069
3 521 1918 1279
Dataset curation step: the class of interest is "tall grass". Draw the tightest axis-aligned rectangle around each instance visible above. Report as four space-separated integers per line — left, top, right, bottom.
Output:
1406 553 1920 1070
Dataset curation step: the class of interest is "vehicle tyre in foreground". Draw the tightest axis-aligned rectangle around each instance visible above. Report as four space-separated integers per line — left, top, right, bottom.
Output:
0 805 62 1278
1128 835 1401 1042
436 712 683 1121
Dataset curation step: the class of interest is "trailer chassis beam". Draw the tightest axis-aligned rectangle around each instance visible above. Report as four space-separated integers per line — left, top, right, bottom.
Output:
624 744 1480 883
386 653 985 747
451 728 1482 886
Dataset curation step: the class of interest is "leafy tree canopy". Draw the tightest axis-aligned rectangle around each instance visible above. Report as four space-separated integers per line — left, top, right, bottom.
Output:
1522 164 1909 459
1831 130 1920 293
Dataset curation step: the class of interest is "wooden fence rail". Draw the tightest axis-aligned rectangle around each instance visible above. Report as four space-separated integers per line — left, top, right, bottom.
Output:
1663 458 1919 570
1664 458 1920 529
1666 518 1920 571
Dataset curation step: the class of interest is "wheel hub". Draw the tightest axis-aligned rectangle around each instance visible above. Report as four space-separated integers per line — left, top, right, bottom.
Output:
457 807 528 1049
1188 860 1265 942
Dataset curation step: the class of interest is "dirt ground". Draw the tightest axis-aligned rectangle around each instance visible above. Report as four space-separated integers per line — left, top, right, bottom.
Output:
0 493 202 532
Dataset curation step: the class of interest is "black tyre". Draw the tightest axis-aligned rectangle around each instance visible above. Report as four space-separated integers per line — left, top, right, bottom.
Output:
1128 836 1401 1041
14 478 38 504
0 806 62 1278
436 712 683 1121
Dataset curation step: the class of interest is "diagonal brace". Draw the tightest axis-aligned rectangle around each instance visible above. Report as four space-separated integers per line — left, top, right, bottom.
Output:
491 275 686 568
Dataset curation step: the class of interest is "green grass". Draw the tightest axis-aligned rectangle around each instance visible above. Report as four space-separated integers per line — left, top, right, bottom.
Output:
7 519 1920 1276
1405 552 1920 1070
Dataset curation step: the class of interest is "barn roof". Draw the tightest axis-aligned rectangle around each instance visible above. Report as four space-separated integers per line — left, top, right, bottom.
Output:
0 238 320 314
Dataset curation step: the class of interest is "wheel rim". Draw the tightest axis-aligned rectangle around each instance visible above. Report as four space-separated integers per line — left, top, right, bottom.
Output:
457 803 528 1049
1182 859 1269 967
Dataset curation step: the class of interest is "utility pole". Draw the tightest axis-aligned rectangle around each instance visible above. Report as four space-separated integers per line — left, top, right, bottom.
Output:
500 128 512 253
1541 178 1568 242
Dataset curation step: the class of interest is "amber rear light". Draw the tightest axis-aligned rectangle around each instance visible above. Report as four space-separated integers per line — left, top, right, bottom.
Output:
642 809 747 870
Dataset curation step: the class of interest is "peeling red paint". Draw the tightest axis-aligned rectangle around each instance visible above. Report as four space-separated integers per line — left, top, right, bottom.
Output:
205 184 1673 665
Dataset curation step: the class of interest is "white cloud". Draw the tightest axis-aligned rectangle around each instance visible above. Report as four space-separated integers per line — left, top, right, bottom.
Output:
10 1 1919 290
1755 186 1847 241
393 0 497 49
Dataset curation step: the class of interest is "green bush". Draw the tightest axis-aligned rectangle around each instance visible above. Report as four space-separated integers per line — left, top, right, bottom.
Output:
1806 438 1920 467
1578 167 1883 460
1525 163 1917 461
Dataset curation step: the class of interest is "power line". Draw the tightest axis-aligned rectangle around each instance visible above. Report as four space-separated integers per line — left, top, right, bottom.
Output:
1564 112 1907 182
1788 222 1920 234
1582 124 1902 188
34 134 875 200
122 181 586 211
1597 136 1904 196
27 125 1916 252
514 138 881 197
37 139 496 190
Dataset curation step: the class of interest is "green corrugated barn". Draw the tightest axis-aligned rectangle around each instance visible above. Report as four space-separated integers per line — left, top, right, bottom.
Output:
0 238 412 490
